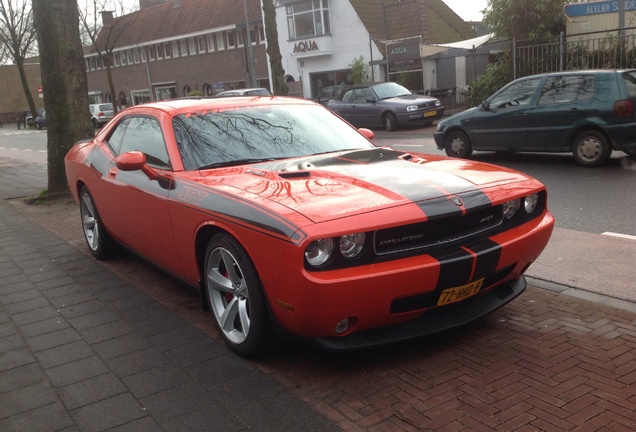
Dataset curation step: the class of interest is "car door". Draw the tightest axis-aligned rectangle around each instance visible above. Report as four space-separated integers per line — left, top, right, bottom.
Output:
351 87 380 127
523 74 595 151
99 115 182 276
467 77 543 150
332 88 361 125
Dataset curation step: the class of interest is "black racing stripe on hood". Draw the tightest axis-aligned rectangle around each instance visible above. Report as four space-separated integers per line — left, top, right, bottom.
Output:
310 148 491 217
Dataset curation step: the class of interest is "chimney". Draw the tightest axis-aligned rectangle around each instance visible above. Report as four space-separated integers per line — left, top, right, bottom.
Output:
101 10 114 25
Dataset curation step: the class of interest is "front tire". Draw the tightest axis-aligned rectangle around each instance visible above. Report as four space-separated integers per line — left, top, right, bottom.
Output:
79 186 117 259
383 113 398 132
444 130 473 158
572 130 610 167
204 234 271 357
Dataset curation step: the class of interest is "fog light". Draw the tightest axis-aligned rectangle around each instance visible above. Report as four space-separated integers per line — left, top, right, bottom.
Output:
335 318 350 334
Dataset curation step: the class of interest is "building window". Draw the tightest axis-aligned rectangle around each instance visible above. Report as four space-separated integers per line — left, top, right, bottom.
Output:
148 46 156 61
238 29 245 47
155 86 177 101
165 43 172 58
226 30 236 49
183 85 192 96
156 44 164 59
286 0 330 39
131 89 151 105
189 38 196 54
250 27 258 44
180 39 189 56
207 34 216 52
141 47 147 62
133 49 140 63
259 26 265 43
127 50 134 64
114 54 120 67
172 41 179 58
216 33 225 50
120 52 127 65
198 36 206 53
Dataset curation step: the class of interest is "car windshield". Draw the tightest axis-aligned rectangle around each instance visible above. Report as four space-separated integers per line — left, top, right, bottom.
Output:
172 104 376 170
371 82 412 100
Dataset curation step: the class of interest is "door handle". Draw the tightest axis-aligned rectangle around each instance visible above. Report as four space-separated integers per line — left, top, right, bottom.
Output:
108 168 117 179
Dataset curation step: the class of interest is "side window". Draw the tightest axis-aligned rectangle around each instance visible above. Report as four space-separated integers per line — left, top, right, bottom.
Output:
489 78 541 109
341 89 354 103
119 116 171 169
538 75 595 105
623 71 636 97
106 118 129 155
353 88 372 102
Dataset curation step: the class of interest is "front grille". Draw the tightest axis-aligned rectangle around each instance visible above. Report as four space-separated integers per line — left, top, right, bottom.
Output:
374 206 503 255
418 101 438 109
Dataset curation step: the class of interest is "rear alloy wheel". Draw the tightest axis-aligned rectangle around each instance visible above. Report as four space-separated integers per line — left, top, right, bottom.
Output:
444 130 473 158
383 113 398 132
92 118 100 129
204 234 270 357
572 130 610 167
79 186 116 259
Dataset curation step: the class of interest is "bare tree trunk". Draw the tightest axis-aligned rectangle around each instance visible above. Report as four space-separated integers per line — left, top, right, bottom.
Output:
15 57 38 119
262 0 287 96
106 62 118 114
32 0 94 194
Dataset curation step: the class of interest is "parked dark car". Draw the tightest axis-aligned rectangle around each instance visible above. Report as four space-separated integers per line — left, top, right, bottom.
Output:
35 110 46 130
434 70 636 167
327 82 444 131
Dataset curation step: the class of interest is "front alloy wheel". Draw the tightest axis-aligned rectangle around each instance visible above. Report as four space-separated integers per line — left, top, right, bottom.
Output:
204 234 270 357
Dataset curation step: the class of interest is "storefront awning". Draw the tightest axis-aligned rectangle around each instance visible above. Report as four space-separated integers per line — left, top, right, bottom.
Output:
432 33 495 51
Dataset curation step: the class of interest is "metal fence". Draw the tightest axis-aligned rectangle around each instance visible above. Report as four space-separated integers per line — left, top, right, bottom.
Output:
514 27 636 79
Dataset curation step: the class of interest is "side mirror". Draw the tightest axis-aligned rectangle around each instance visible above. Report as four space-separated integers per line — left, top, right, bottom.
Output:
116 151 158 181
481 100 491 111
358 128 375 140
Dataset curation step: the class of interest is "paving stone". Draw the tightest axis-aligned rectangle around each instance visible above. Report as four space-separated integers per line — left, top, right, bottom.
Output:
59 373 127 410
79 319 134 344
70 393 147 432
130 312 189 337
210 369 287 406
105 346 170 378
18 316 69 338
123 363 193 399
67 309 120 331
0 402 74 432
57 299 108 319
0 362 45 393
164 337 227 368
148 324 207 352
91 332 153 360
45 356 109 387
139 381 212 424
107 291 156 312
25 327 82 352
35 340 95 369
41 283 87 300
11 305 60 326
186 354 255 388
105 416 164 432
0 321 17 338
162 403 246 432
34 275 77 291
0 288 42 305
119 302 171 323
0 381 58 419
0 347 35 372
49 290 97 309
2 296 50 314
0 333 25 354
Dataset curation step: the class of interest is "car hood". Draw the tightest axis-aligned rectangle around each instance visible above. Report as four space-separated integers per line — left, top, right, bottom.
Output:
197 148 529 224
381 94 438 105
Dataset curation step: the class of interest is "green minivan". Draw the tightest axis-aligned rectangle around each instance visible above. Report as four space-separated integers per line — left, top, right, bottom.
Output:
434 70 636 166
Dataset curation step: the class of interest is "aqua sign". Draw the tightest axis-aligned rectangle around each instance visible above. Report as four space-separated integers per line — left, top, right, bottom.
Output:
564 0 636 17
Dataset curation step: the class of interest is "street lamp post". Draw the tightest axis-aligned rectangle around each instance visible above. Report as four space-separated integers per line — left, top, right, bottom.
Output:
242 0 257 88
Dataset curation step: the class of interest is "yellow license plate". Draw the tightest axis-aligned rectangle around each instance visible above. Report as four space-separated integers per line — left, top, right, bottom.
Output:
424 111 437 117
437 279 484 306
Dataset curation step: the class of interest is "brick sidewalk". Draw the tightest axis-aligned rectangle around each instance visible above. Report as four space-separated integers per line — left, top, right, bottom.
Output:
2 157 636 431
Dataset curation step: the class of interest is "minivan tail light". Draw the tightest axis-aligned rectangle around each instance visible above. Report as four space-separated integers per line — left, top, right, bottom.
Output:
614 100 634 117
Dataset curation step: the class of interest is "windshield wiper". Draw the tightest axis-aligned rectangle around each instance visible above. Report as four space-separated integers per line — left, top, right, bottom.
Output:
197 158 281 170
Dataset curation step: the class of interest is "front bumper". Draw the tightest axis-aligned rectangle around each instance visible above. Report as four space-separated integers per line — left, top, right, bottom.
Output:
307 276 526 351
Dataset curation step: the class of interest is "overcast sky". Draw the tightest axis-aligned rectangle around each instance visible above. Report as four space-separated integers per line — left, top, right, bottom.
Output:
442 0 488 22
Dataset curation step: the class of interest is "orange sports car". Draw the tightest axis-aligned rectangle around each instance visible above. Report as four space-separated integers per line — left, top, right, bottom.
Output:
65 97 554 357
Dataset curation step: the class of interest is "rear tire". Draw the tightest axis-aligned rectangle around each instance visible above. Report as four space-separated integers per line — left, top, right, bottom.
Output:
444 130 473 158
572 130 610 167
79 186 117 259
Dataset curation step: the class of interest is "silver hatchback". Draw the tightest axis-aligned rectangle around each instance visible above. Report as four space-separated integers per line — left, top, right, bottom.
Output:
89 103 114 128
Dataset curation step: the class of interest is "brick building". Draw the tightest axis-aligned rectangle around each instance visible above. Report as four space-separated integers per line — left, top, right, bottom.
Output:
0 61 44 126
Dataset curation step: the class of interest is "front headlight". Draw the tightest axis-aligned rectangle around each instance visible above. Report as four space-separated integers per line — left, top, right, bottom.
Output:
524 193 539 213
435 100 442 107
503 199 521 219
339 233 366 259
406 105 418 112
305 238 334 267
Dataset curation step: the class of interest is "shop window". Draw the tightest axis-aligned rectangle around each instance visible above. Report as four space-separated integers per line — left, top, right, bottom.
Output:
286 0 330 39
131 89 151 105
155 86 177 101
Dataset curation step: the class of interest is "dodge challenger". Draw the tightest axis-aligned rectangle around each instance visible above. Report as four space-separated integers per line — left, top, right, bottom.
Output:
65 96 554 357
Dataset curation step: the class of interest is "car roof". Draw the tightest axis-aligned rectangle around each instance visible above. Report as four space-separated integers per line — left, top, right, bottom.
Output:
519 69 636 80
119 96 316 116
